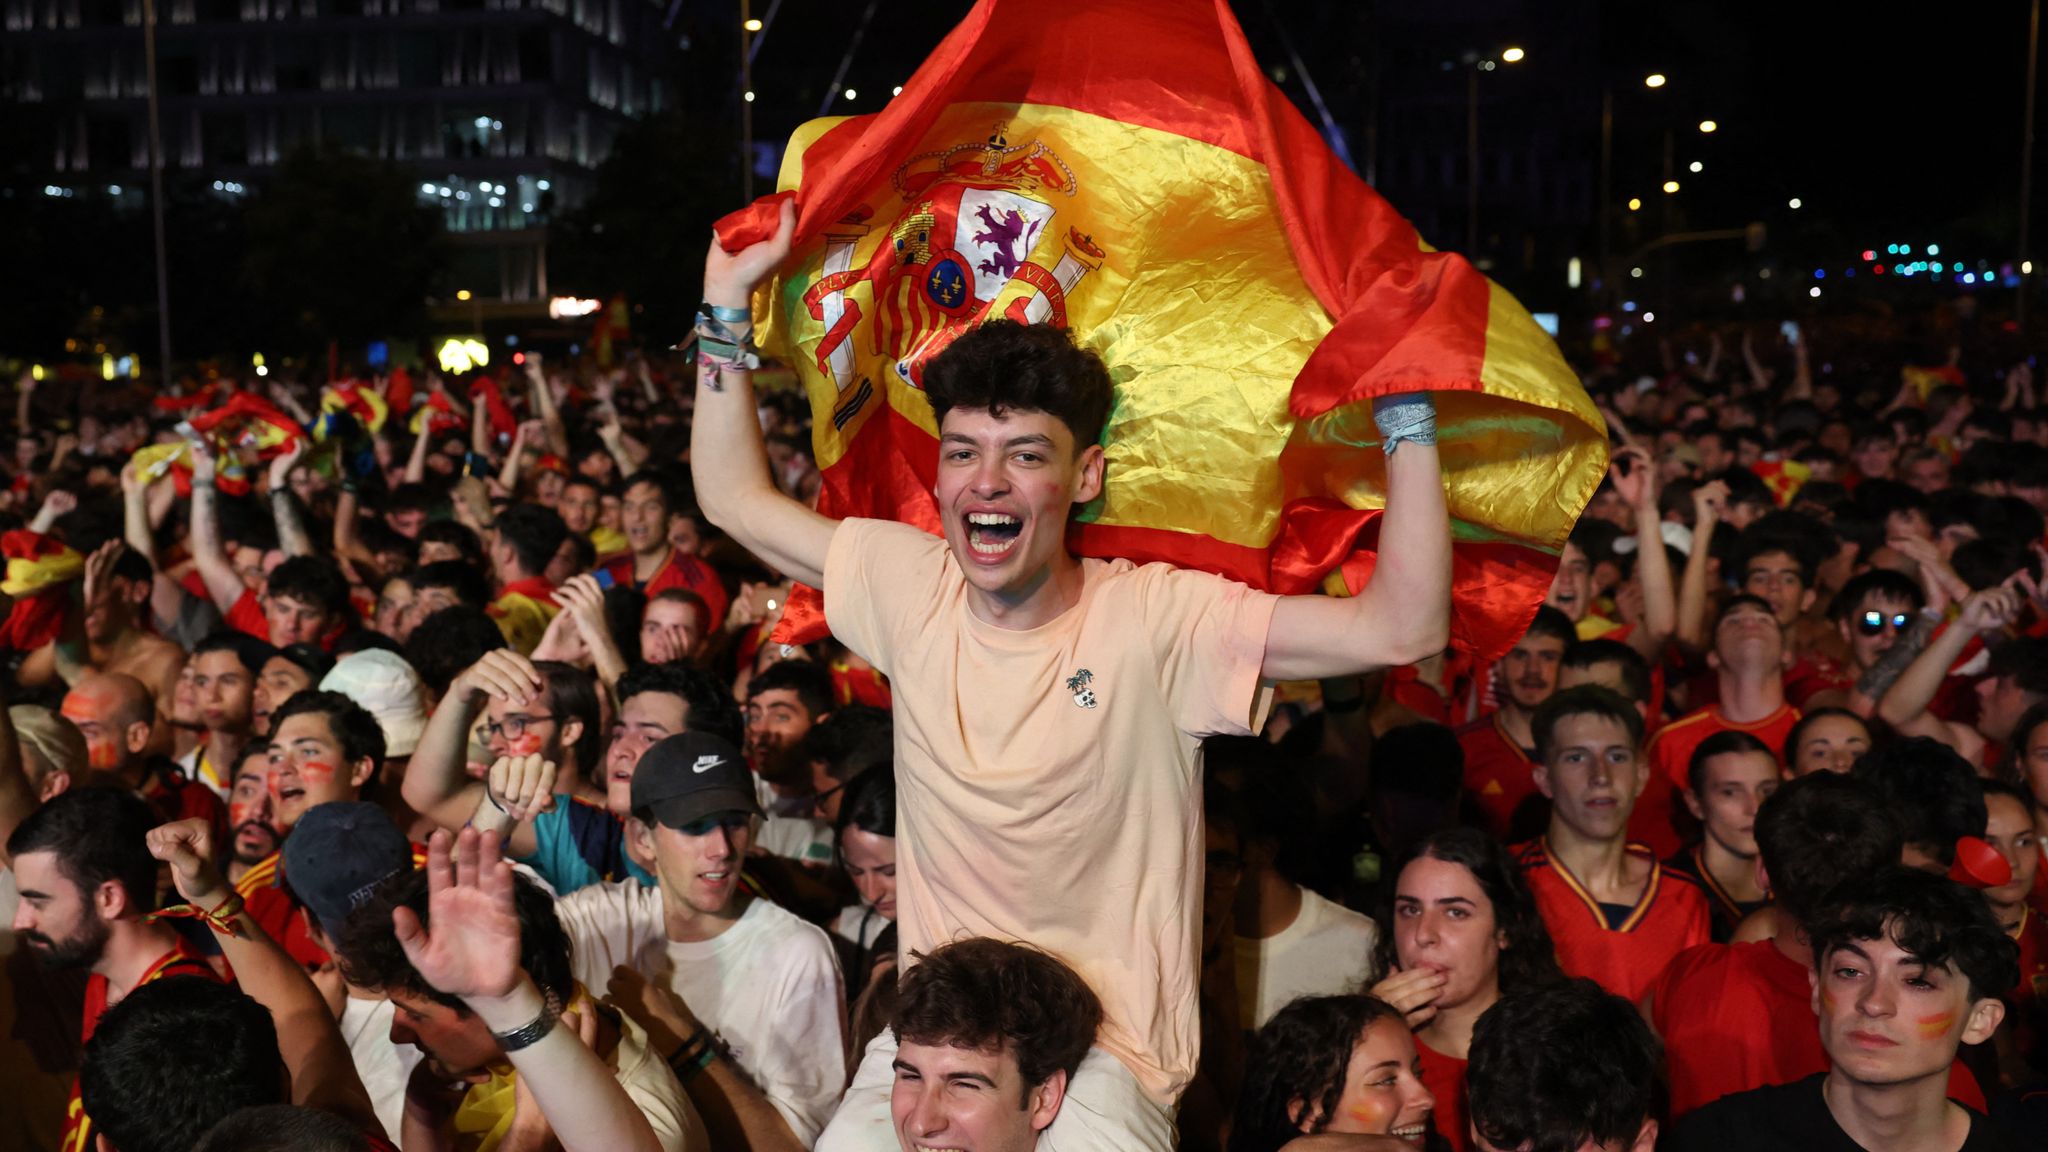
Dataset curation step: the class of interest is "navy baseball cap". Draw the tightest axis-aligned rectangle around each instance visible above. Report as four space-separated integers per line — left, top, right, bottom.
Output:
281 802 414 931
630 731 762 830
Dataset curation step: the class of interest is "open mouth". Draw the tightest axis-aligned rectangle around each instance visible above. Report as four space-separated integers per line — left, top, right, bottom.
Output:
965 511 1022 557
1392 1122 1430 1146
277 786 306 806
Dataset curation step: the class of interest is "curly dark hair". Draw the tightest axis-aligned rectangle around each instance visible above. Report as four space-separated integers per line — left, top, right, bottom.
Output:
1810 866 2021 1003
335 866 574 1014
263 556 353 622
1229 995 1405 1152
1468 979 1662 1152
1373 827 1565 995
892 938 1101 1108
922 320 1113 452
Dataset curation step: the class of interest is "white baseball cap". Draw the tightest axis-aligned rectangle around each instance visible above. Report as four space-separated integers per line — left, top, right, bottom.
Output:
320 649 428 758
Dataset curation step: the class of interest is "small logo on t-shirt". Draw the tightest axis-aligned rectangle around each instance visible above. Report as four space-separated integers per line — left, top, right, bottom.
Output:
1066 668 1098 709
691 755 724 773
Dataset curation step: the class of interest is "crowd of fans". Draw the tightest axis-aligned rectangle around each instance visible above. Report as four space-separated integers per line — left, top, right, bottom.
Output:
1 218 2046 1152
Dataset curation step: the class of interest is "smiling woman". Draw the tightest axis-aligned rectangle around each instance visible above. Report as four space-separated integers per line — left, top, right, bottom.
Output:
1231 995 1434 1152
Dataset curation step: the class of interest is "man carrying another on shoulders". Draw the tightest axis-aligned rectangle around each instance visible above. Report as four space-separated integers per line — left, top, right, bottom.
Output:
695 201 1451 1151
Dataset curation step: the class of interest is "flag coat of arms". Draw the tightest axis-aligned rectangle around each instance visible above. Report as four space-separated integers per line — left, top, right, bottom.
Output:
717 0 1607 663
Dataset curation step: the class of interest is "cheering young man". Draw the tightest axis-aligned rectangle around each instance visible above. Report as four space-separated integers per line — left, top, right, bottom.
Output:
695 203 1452 1149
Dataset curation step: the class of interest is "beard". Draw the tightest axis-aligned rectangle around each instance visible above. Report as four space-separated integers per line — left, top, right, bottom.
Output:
22 915 110 971
231 820 280 866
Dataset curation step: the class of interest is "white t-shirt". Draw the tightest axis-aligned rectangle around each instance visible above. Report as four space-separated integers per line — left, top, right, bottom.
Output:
1233 888 1382 1030
611 1007 711 1152
339 994 423 1145
555 880 848 1145
832 903 890 951
758 814 837 866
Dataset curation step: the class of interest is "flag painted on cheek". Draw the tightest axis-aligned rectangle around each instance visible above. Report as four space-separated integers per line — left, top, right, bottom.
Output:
716 0 1607 661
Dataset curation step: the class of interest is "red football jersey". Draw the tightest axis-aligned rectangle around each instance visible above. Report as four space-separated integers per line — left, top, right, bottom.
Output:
1417 1037 1470 1152
603 548 730 632
64 942 218 1152
1637 704 1800 860
1457 713 1541 843
1515 838 1712 1001
1647 938 1987 1118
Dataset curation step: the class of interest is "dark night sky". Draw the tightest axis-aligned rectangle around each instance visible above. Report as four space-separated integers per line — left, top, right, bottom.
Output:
734 1 2046 261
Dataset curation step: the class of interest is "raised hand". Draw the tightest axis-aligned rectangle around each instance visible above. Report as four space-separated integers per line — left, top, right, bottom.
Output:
1608 447 1657 511
145 817 231 909
1958 583 2025 635
457 650 545 707
704 196 797 306
487 754 558 822
38 488 77 522
553 574 612 648
267 438 308 492
391 827 522 1003
82 539 124 611
189 435 219 485
1691 479 1729 531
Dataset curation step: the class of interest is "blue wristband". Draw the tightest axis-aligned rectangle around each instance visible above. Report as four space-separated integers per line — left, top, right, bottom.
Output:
1372 393 1437 454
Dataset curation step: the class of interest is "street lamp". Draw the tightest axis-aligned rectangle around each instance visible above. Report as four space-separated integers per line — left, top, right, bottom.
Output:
1466 46 1525 255
1645 73 1667 88
1663 180 1681 194
1698 119 1718 133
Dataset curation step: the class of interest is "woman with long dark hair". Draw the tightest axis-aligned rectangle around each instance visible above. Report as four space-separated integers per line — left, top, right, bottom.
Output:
1368 827 1565 1152
1229 994 1435 1152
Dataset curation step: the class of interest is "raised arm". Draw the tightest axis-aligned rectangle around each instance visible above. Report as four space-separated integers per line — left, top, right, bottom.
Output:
692 199 838 590
189 438 249 615
1611 448 1675 661
404 423 433 485
1261 400 1452 681
1675 480 1728 651
400 651 544 858
146 819 380 1133
498 420 539 496
400 828 666 1152
521 357 572 461
267 441 315 559
1876 584 2020 746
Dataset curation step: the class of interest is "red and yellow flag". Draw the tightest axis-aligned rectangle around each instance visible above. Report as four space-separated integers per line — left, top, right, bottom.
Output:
717 0 1606 660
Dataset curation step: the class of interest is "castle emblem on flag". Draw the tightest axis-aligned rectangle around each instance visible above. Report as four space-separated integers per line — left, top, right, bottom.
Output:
800 124 1107 420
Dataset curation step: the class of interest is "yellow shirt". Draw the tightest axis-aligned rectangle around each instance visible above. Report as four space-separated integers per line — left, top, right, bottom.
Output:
824 518 1277 1107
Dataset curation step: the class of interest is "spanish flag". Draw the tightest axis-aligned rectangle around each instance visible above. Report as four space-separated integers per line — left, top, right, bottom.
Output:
717 0 1606 660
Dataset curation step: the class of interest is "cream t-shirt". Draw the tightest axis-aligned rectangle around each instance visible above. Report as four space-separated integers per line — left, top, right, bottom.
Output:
824 518 1278 1108
1232 888 1382 1030
611 1008 711 1152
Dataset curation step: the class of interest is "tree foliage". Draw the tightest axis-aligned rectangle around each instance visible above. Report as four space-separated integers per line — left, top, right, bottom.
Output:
241 147 446 357
549 108 744 343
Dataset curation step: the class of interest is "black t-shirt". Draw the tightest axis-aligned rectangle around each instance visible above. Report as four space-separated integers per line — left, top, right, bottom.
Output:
1667 1073 2018 1152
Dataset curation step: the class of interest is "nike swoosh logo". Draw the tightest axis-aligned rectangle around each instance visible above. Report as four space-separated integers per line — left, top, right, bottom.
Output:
692 755 723 774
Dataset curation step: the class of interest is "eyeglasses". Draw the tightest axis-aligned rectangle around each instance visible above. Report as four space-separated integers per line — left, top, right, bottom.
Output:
1856 611 1913 637
483 714 556 741
810 780 847 818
